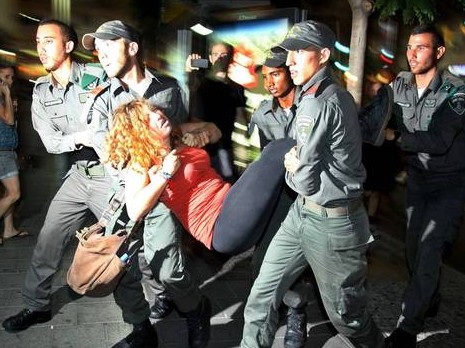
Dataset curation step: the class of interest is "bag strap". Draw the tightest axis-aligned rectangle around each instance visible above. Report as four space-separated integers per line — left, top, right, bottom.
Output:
100 189 142 241
99 189 125 227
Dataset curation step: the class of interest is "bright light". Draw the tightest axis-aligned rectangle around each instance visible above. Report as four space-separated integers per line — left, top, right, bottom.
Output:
0 49 16 57
379 53 394 64
334 61 349 72
19 12 40 22
190 23 213 36
448 64 465 77
344 71 358 83
380 48 395 59
335 41 350 54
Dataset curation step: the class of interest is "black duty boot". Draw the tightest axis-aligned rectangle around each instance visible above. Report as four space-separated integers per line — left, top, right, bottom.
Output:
111 319 158 348
2 308 52 332
182 296 211 348
358 84 393 146
150 292 175 319
284 307 307 348
385 328 416 348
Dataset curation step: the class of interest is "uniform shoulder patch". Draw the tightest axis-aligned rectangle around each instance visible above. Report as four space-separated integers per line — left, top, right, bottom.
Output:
296 115 315 142
81 63 107 90
449 92 465 115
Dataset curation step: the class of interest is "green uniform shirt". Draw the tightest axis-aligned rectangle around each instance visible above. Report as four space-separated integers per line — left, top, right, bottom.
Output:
31 61 107 154
285 66 365 206
392 70 465 172
249 88 299 148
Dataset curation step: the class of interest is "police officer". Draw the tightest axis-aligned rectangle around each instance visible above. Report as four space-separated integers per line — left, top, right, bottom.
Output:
240 20 384 348
1 18 115 331
2 19 166 348
385 24 465 348
82 20 210 348
249 50 315 348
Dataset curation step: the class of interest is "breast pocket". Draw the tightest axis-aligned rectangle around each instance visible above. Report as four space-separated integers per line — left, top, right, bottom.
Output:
261 123 287 140
44 99 69 131
398 104 416 132
48 114 69 131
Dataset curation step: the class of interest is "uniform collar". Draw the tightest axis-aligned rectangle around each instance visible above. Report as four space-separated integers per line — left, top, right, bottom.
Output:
110 68 160 97
270 85 300 113
47 61 81 91
68 61 82 86
299 66 331 99
427 70 444 94
401 70 443 94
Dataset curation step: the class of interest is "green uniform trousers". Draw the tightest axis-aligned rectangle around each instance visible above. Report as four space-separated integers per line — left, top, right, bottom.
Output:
241 197 384 348
107 191 201 324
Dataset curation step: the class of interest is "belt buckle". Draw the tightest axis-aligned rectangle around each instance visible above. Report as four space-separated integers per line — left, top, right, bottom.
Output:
76 163 91 178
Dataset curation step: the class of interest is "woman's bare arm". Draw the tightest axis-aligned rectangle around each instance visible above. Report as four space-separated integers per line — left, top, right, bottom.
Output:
125 150 180 221
0 85 15 125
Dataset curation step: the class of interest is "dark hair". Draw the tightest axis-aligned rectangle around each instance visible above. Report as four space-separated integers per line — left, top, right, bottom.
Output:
410 24 445 48
134 38 146 69
0 62 15 70
208 41 234 73
209 41 234 57
38 18 78 52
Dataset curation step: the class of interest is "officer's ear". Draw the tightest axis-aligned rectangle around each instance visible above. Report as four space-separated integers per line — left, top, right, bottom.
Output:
65 40 74 54
436 45 445 60
319 48 331 64
128 42 139 57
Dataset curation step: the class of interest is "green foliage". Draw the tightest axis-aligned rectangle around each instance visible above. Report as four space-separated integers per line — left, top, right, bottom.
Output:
373 0 465 24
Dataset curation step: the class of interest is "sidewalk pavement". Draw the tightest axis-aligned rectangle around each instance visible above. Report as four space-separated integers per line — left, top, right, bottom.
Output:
1 187 465 347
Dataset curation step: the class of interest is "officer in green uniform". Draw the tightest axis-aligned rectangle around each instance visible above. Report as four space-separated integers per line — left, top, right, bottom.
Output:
83 20 210 348
385 24 465 348
240 20 384 348
249 50 315 348
2 19 116 332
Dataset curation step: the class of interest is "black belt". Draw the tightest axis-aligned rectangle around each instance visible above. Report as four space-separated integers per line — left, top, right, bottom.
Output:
75 163 106 177
301 197 362 217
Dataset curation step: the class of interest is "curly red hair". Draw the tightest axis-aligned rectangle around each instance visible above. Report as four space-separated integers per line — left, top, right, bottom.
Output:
105 99 170 173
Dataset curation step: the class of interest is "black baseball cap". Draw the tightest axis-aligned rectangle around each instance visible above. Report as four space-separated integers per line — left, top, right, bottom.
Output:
82 20 140 50
272 20 336 52
263 50 288 68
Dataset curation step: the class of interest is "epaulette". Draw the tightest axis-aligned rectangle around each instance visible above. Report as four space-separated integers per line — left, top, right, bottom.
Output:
441 71 465 96
146 67 178 87
34 75 50 87
396 71 411 82
258 99 270 109
442 72 465 115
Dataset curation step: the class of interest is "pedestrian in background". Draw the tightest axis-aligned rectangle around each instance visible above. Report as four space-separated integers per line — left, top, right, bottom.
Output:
0 63 28 245
361 67 401 234
186 41 247 182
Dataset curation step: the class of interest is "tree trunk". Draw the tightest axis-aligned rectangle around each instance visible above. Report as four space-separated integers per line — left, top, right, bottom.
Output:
347 0 373 107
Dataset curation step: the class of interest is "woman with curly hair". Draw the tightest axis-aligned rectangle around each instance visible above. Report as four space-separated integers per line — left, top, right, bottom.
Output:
106 98 294 254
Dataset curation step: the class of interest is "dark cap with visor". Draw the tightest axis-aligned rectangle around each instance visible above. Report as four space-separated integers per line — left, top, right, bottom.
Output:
272 20 336 52
82 20 140 50
263 49 288 67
